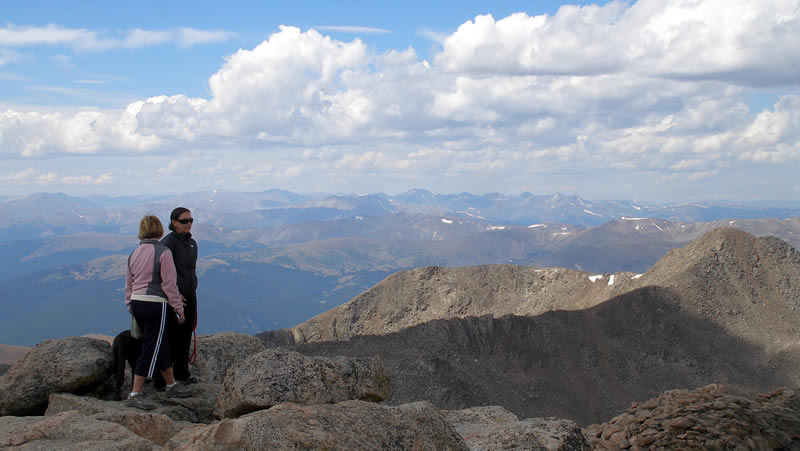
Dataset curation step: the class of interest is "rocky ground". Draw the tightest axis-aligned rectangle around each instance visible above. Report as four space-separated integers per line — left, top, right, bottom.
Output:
584 384 800 450
0 335 589 449
1 334 798 449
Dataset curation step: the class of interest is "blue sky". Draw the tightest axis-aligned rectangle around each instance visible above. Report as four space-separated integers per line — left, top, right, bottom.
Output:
1 0 799 202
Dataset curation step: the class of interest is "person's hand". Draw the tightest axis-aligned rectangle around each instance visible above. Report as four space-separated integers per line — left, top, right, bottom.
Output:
180 295 187 307
177 310 186 325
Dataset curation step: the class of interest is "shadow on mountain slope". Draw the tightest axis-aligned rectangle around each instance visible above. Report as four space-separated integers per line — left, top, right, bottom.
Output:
289 286 796 426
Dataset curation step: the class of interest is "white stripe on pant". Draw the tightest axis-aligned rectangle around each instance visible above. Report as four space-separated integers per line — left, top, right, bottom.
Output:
147 302 167 379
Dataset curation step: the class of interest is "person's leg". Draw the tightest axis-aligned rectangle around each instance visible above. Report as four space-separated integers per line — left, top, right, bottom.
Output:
172 294 196 380
129 301 158 400
131 301 170 393
132 374 145 393
160 367 176 385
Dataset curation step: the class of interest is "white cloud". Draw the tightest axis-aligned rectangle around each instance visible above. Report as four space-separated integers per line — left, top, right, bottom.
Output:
158 159 186 176
0 168 60 184
416 29 450 43
0 24 101 48
177 28 238 46
313 26 392 34
0 72 24 81
0 48 21 66
670 159 706 170
0 167 35 182
0 24 236 51
123 29 173 48
60 172 113 185
434 0 800 85
687 170 719 181
1 2 799 200
38 172 57 182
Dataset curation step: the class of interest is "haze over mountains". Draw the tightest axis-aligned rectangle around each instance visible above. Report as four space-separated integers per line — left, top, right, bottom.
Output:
1 189 799 346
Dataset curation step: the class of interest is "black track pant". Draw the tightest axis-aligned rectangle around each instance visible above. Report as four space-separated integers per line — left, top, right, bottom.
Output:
169 293 196 380
130 300 171 378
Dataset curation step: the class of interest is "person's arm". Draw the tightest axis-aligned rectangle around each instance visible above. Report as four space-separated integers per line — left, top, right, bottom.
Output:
160 249 185 322
192 238 199 289
124 255 133 312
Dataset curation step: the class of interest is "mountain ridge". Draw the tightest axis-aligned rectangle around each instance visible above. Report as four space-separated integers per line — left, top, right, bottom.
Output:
289 285 797 425
261 228 800 361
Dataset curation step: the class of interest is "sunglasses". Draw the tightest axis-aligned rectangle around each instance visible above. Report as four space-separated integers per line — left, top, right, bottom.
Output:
176 218 194 224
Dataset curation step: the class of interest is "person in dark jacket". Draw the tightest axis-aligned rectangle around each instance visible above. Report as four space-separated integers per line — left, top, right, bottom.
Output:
160 207 198 383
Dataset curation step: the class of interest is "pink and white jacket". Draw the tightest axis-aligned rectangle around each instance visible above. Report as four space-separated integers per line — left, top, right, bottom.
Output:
124 239 184 314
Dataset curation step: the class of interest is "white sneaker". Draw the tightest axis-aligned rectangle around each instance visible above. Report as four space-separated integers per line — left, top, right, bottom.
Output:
125 392 156 410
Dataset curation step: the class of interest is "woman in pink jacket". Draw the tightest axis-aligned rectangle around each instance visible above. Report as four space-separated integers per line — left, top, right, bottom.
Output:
124 215 190 405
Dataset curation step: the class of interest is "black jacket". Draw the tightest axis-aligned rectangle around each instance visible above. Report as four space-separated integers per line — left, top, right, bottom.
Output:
161 231 198 296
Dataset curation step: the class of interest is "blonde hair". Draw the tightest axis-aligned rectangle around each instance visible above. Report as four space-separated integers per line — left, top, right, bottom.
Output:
138 215 164 240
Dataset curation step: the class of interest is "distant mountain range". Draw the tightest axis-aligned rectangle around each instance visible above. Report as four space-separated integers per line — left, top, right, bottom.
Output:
2 189 800 241
1 189 799 346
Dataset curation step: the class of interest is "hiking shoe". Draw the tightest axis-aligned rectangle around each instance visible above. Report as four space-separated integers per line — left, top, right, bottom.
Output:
180 375 199 385
165 383 194 398
125 392 156 411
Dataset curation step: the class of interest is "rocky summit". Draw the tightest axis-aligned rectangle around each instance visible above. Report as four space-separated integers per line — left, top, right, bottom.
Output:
0 334 590 449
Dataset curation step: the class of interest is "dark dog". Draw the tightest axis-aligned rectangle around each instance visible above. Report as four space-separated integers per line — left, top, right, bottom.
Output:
111 329 142 400
111 329 168 400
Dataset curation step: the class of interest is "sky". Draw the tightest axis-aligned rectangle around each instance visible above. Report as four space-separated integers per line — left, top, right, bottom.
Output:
1 0 799 202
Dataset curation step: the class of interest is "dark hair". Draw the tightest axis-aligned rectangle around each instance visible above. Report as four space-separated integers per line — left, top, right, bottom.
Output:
168 207 191 231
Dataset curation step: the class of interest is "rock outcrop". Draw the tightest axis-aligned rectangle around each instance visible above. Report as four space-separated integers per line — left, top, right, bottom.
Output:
174 400 468 450
443 405 591 450
585 384 800 449
192 332 266 384
45 393 198 445
215 348 390 418
0 336 111 416
0 410 158 450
